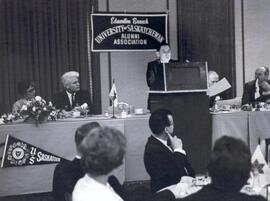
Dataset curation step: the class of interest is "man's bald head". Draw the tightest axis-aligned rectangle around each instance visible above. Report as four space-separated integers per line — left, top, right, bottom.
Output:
208 71 219 86
255 66 269 82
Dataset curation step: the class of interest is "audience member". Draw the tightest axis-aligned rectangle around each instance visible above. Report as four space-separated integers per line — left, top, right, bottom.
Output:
72 126 126 201
242 66 270 106
146 43 172 111
180 136 266 201
52 71 91 112
12 80 36 113
144 109 195 192
72 126 176 201
52 122 100 201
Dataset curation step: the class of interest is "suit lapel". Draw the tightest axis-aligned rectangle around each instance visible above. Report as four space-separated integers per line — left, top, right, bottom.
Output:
63 91 72 110
149 136 172 153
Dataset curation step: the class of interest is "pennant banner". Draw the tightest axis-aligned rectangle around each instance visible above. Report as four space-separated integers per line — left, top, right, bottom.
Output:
251 145 270 189
1 135 64 168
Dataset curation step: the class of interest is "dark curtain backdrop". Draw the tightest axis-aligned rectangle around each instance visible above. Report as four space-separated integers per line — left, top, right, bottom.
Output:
177 0 235 98
0 0 101 114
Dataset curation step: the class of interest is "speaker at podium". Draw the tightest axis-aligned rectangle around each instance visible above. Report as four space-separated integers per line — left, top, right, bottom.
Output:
149 61 208 93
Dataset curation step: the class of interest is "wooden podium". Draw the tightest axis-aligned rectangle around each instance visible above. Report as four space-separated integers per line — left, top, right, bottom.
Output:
148 62 211 173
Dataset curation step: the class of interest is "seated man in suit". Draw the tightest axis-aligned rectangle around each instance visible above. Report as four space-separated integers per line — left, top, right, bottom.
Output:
52 71 91 113
144 109 195 192
242 66 270 107
146 43 172 111
52 122 100 201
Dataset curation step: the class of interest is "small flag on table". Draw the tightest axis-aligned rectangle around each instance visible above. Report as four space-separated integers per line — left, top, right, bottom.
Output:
1 135 65 168
109 80 118 106
251 145 270 189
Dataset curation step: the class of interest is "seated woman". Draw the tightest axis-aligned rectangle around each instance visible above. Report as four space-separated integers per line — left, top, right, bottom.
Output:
12 80 36 113
73 126 176 201
72 126 126 201
180 136 266 201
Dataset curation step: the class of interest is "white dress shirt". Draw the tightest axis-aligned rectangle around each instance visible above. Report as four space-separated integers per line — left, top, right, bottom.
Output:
72 174 123 201
255 79 261 99
66 91 75 106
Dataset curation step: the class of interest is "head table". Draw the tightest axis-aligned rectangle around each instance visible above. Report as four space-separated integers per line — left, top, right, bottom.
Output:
0 114 151 197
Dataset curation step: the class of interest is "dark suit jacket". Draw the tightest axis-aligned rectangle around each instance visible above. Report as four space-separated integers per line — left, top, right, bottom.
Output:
146 60 165 91
52 158 84 201
52 90 91 111
179 184 266 201
144 136 195 192
242 80 270 105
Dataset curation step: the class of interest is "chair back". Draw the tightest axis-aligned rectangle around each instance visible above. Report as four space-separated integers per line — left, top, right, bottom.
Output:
64 192 72 201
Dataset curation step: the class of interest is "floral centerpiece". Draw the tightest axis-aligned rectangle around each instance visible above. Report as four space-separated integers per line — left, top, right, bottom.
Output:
19 96 58 126
0 113 21 124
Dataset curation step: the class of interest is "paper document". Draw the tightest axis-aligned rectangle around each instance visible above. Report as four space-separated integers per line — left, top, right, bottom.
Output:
207 78 231 97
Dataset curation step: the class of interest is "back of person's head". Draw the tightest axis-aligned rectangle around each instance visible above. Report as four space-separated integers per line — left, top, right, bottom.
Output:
80 126 126 176
61 71 79 88
208 136 251 191
149 109 172 135
17 80 35 96
75 122 100 147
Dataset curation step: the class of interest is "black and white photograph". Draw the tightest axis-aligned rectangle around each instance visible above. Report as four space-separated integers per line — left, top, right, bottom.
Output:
0 0 270 201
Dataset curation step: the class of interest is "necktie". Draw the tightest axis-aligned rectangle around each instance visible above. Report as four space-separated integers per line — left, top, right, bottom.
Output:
71 93 75 108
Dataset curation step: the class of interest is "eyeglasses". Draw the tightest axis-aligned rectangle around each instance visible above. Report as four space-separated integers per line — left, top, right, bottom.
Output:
26 87 35 93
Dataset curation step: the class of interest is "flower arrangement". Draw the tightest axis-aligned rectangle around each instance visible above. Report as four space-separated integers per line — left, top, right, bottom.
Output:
0 96 90 126
19 96 58 126
0 113 21 124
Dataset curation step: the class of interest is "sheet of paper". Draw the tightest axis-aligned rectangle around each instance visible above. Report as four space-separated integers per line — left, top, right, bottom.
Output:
207 77 231 97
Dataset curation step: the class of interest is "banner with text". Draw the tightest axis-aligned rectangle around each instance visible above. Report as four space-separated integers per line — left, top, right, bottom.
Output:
1 135 64 168
91 13 168 51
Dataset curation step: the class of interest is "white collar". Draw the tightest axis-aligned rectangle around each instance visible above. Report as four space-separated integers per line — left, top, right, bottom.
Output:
65 90 75 96
152 134 172 151
83 174 123 201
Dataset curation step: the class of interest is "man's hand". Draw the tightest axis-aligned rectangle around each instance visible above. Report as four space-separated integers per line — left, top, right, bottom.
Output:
260 81 270 92
62 110 73 118
168 134 183 150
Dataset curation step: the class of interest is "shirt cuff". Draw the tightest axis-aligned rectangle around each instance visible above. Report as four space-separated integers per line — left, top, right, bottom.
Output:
174 148 186 155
